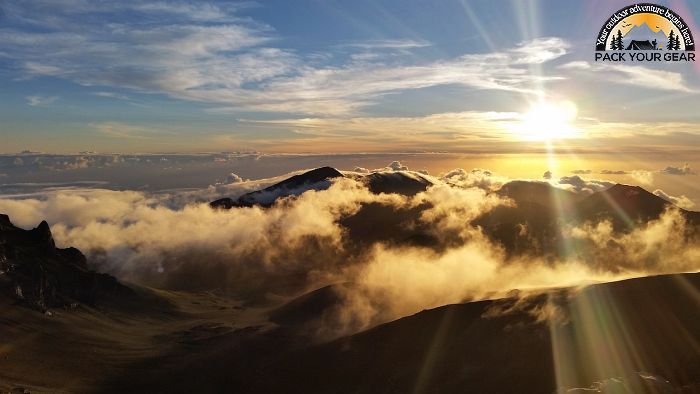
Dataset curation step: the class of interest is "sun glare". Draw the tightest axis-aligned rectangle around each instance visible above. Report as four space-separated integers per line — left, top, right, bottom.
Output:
516 100 579 141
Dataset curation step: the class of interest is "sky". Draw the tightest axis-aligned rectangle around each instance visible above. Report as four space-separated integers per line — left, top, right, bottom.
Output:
1 0 700 155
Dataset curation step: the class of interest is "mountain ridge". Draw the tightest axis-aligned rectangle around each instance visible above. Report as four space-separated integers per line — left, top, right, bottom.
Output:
623 22 668 48
0 214 134 312
211 166 433 209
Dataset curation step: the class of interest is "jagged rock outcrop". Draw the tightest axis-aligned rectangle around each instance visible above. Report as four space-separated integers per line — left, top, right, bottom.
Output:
0 214 131 311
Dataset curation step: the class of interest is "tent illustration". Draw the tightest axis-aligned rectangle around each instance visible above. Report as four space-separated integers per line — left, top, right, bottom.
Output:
625 40 658 50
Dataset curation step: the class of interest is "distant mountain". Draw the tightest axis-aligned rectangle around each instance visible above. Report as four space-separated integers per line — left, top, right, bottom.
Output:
212 173 699 257
211 167 433 209
496 180 579 212
360 171 432 196
211 167 344 209
478 182 700 255
0 214 133 311
577 184 667 228
623 23 668 49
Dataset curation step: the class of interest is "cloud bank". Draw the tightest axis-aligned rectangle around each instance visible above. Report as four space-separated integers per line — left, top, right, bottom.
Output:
0 166 698 337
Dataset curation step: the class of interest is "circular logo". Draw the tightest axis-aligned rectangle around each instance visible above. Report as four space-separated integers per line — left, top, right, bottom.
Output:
596 3 694 52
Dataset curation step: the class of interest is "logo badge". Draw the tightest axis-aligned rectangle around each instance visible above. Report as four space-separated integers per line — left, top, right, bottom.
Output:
595 3 695 62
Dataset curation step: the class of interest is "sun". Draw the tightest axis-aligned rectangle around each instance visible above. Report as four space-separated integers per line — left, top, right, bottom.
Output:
516 100 579 141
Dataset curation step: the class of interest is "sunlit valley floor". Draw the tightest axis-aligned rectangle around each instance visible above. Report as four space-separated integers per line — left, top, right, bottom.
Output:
1 159 700 394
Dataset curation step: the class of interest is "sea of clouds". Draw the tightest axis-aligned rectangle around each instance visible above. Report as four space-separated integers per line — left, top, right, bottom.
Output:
0 162 698 337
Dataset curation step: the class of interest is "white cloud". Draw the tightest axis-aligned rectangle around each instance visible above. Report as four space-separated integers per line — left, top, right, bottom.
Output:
341 39 431 50
660 163 694 175
352 167 370 174
601 169 627 175
239 111 520 140
558 61 591 70
26 95 58 106
559 61 695 93
610 64 694 93
386 161 408 171
567 169 652 187
225 173 244 184
89 122 170 140
23 62 64 76
130 2 242 22
439 168 508 191
629 170 654 185
0 2 571 116
653 189 695 209
557 175 614 194
93 92 130 100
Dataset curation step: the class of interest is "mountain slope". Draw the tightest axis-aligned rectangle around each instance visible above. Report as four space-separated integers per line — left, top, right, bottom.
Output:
246 273 700 394
95 272 700 393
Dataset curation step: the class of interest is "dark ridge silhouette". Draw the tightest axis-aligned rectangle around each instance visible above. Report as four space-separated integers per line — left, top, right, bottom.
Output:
477 182 700 256
576 184 700 230
0 214 134 311
269 283 351 328
361 171 432 195
474 201 562 256
496 180 579 211
339 201 439 248
476 181 581 256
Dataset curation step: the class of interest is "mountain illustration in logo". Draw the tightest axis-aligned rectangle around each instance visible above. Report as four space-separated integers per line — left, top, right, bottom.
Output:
623 22 670 50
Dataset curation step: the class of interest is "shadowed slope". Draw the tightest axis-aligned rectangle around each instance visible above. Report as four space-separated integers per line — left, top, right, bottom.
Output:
95 273 700 394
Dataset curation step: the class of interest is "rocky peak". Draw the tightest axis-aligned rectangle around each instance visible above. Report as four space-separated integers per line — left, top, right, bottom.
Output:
30 220 56 251
0 213 130 312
